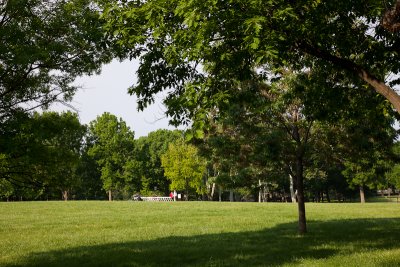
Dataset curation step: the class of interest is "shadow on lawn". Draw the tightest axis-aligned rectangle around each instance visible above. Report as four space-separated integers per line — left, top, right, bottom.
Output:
11 218 400 267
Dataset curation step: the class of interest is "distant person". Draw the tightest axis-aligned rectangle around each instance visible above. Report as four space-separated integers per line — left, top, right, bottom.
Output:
169 192 173 199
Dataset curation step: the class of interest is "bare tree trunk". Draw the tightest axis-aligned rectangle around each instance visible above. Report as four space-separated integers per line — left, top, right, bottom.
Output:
108 190 112 201
229 190 234 202
218 186 222 202
62 190 68 201
211 183 216 200
289 174 297 203
360 185 366 203
258 180 263 203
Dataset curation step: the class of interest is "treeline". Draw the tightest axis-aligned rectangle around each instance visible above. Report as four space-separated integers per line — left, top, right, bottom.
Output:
1 107 400 202
0 111 179 201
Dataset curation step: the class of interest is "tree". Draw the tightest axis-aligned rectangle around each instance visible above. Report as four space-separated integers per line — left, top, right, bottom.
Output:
0 111 86 200
87 112 136 201
335 109 396 203
101 0 400 233
35 111 87 200
74 146 105 200
161 138 206 200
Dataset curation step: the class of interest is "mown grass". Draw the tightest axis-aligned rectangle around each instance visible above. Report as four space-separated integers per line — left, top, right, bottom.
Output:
0 201 399 266
368 196 400 203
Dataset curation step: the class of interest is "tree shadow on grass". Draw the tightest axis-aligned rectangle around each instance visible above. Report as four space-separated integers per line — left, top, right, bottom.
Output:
9 218 400 267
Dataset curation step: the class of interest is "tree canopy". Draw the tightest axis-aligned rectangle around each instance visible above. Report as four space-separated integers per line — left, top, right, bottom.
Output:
102 0 400 122
0 0 115 123
87 112 136 201
134 129 182 195
161 138 207 200
0 111 86 200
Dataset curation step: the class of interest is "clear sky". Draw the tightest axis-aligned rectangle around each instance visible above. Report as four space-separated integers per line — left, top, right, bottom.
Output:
51 59 182 138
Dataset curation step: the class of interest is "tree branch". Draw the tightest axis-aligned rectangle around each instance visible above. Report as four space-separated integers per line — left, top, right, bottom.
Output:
298 42 400 113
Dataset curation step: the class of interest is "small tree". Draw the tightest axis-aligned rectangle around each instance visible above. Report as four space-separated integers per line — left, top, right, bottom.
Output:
161 139 206 200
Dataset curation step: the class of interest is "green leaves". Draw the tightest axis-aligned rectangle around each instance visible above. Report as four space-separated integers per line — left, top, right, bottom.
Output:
87 112 136 193
133 129 182 194
161 138 207 196
244 16 266 36
0 0 115 120
0 111 86 198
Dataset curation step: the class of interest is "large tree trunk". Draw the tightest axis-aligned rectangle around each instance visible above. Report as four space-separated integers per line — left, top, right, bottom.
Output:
108 190 112 201
296 155 307 234
289 174 297 203
360 185 366 203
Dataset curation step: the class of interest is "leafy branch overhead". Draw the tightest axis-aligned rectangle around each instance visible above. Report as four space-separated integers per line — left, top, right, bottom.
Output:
102 0 400 122
0 0 116 122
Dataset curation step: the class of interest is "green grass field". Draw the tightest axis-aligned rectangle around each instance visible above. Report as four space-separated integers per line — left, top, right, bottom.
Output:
0 201 399 267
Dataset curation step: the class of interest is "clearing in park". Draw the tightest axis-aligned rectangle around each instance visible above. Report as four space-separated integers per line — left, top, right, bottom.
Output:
0 201 399 266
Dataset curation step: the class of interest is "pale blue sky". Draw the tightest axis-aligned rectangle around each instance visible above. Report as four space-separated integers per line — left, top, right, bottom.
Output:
51 59 182 138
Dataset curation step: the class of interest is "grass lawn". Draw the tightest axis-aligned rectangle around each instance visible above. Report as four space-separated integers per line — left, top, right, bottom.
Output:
0 201 399 267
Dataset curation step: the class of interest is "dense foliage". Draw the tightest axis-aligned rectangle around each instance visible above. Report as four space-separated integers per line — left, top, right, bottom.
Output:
161 138 207 199
0 0 115 122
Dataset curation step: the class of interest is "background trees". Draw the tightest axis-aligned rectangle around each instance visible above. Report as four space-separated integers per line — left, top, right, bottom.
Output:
161 138 207 200
0 111 86 200
385 142 400 192
133 129 182 196
87 112 136 201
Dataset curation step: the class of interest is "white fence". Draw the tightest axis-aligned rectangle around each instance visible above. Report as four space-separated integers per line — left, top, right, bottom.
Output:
140 197 173 202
